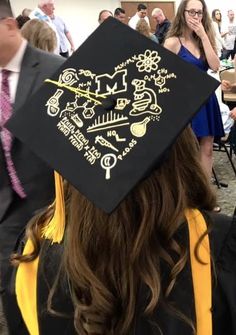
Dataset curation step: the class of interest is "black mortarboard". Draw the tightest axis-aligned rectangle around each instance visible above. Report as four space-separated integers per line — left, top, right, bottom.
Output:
0 0 13 17
7 18 219 214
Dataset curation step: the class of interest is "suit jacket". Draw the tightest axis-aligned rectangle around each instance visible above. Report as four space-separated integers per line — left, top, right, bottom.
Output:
154 19 171 45
0 44 64 285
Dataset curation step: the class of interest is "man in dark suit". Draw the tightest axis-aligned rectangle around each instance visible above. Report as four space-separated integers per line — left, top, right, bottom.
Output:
0 1 64 332
152 8 171 45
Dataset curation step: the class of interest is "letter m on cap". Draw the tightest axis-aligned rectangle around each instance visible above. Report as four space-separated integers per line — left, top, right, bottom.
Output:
96 70 127 95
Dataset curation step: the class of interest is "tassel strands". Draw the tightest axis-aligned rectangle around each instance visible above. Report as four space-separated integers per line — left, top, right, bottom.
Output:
41 171 65 243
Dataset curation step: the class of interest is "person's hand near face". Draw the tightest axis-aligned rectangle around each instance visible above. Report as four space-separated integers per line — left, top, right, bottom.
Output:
187 14 206 39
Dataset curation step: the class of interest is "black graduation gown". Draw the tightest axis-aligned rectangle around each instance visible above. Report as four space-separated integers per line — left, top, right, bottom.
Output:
4 212 236 335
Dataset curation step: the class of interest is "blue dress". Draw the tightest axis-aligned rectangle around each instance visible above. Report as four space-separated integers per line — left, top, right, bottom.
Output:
178 44 224 138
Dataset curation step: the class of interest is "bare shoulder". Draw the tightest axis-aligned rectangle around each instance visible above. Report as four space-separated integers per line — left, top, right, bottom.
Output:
163 37 180 54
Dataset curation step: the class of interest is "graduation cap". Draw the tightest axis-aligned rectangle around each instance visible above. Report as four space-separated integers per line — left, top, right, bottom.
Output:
0 0 14 17
7 18 219 240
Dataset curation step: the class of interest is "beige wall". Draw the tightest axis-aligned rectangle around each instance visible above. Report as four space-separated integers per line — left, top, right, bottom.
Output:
10 0 236 49
11 0 120 48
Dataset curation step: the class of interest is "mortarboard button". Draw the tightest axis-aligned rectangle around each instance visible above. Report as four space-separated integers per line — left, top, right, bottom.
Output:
102 97 117 111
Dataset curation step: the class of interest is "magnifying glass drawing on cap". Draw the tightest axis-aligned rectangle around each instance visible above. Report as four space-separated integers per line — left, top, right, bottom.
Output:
101 153 117 180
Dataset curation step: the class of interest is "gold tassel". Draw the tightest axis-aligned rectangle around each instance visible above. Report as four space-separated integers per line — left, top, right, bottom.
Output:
41 171 65 244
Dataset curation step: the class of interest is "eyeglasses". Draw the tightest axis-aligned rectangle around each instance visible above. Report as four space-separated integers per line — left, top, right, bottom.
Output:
185 9 203 17
215 12 221 15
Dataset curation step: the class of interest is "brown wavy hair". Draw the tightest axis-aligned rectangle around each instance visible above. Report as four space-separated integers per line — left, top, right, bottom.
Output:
13 126 216 334
166 0 217 56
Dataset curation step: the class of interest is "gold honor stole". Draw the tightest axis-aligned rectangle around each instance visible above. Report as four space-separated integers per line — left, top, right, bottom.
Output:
15 208 212 335
15 238 39 335
185 208 212 335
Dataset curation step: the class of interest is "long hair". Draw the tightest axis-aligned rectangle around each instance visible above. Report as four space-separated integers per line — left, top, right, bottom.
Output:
166 0 217 55
21 19 57 53
211 9 221 23
211 9 222 32
13 126 216 334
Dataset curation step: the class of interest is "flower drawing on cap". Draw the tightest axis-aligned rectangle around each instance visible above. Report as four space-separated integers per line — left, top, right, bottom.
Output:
136 50 161 73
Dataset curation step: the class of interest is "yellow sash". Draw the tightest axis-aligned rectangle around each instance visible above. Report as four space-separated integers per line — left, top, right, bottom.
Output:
15 239 39 335
185 208 212 335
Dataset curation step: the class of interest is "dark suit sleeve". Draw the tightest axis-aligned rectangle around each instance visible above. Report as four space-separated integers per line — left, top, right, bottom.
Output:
212 216 236 335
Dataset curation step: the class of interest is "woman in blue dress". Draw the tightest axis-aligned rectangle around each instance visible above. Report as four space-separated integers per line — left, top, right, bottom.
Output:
164 0 224 184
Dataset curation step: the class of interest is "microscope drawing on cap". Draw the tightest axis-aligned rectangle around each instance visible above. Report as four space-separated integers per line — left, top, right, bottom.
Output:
130 79 162 117
130 79 162 137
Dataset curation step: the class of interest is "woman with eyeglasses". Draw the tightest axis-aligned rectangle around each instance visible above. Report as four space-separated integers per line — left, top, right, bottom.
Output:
164 0 224 212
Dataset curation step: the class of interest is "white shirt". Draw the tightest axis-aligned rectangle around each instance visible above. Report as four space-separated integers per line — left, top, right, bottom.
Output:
128 13 150 30
221 20 236 50
0 39 27 105
30 7 60 54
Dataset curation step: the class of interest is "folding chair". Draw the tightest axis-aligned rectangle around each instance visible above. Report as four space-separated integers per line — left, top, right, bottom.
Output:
213 138 236 178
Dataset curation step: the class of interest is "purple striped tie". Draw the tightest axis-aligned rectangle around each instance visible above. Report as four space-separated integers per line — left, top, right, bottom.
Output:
0 69 26 198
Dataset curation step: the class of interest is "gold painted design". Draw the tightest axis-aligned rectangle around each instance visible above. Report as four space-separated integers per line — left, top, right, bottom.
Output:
57 117 76 137
82 102 96 119
60 96 80 118
44 46 177 180
107 130 126 142
116 98 131 110
154 75 166 88
87 111 129 133
96 69 127 95
78 69 96 79
136 50 161 73
114 54 139 71
130 117 151 137
117 139 137 161
59 68 79 86
84 146 101 165
130 79 162 116
101 154 117 179
71 114 83 128
95 135 118 152
46 89 63 117
68 129 89 151
45 79 105 105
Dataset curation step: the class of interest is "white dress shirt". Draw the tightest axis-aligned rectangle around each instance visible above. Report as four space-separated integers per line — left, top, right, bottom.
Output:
221 20 236 51
30 7 60 54
128 13 150 30
0 39 27 122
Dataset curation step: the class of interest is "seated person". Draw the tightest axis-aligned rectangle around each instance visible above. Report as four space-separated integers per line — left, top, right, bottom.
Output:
221 78 236 120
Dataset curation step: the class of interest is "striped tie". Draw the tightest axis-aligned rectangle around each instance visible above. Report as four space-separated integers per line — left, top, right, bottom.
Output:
0 69 26 198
